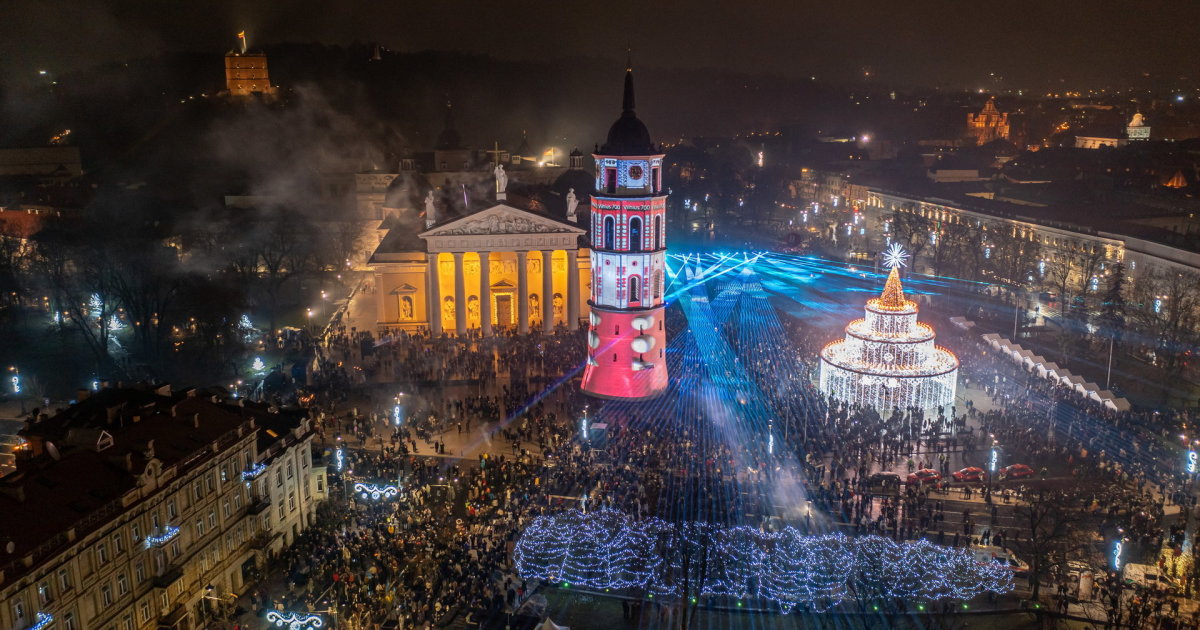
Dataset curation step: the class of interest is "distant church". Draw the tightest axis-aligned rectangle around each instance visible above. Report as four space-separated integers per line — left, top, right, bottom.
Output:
966 97 1010 145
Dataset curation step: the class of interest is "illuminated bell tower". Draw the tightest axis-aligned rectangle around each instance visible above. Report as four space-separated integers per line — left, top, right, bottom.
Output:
581 66 669 400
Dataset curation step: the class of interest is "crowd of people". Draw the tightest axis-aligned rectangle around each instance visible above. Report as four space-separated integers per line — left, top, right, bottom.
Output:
240 270 1200 629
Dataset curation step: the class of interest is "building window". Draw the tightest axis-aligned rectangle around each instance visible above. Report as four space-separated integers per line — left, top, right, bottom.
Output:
102 584 113 606
629 217 642 252
38 581 52 605
205 473 214 493
117 572 129 595
122 614 133 630
135 559 146 583
58 568 73 592
167 500 177 519
112 532 125 553
628 276 641 305
63 612 76 630
605 168 617 193
196 519 205 538
140 602 151 623
169 541 180 559
96 542 109 565
288 491 296 512
655 216 663 249
220 467 228 483
222 500 231 519
208 510 217 530
286 462 294 479
193 481 202 500
160 592 169 611
278 502 285 521
316 476 324 493
603 217 614 249
131 522 141 544
275 470 283 488
12 600 25 625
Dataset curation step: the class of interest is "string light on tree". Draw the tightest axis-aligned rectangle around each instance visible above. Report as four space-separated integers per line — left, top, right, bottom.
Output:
514 510 1012 612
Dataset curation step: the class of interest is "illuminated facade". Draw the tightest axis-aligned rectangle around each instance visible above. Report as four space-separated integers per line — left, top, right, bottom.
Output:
966 97 1010 145
581 67 669 400
371 204 590 335
224 52 277 97
820 254 958 412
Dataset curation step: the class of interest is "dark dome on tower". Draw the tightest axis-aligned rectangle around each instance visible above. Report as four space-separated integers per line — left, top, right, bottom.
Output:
600 69 656 156
435 100 464 150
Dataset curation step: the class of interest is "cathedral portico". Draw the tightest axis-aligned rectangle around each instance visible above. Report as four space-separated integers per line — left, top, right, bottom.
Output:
370 203 589 336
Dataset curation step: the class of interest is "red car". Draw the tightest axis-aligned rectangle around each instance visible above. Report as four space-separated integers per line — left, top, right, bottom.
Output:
999 464 1034 480
952 467 986 482
907 469 941 485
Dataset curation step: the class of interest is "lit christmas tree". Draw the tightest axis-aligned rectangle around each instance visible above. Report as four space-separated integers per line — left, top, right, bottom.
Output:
819 244 959 412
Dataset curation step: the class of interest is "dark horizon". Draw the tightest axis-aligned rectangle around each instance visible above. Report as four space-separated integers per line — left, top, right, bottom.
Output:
4 0 1200 93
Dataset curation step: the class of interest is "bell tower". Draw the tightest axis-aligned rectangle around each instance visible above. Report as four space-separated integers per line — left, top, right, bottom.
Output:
581 65 669 400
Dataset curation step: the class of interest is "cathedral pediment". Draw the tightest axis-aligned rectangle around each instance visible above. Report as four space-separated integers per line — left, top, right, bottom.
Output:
420 204 584 238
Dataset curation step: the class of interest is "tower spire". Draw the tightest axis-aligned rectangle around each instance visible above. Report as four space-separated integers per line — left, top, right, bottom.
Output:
622 65 636 114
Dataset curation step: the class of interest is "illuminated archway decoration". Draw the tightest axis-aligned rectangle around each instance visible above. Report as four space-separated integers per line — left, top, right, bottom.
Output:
28 613 53 630
265 611 324 630
515 510 1013 612
145 525 180 549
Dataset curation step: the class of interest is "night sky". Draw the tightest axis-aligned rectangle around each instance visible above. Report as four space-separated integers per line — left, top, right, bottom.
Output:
3 0 1199 91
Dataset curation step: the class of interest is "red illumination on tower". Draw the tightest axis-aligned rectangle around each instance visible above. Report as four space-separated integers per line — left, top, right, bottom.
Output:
581 66 669 400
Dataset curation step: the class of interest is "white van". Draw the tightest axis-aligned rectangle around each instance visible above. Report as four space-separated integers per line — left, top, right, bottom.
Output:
972 546 1029 578
1123 563 1178 593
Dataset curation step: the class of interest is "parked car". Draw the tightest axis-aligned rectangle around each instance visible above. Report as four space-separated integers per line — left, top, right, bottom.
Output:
951 467 986 482
999 463 1034 480
973 546 1030 578
907 469 941 485
865 471 903 488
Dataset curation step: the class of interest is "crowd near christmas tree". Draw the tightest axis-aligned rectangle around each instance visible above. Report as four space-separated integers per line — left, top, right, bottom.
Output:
195 286 1200 630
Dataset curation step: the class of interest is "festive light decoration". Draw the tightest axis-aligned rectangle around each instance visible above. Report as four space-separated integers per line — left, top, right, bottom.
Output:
882 243 908 271
265 611 324 630
819 250 958 412
1188 451 1197 474
335 447 344 472
515 510 1013 612
354 482 399 500
241 462 267 482
1112 540 1123 571
144 525 180 548
252 357 266 372
28 612 53 630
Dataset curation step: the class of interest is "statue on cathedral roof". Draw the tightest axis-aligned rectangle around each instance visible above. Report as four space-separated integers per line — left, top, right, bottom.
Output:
494 163 508 194
424 191 437 228
566 188 579 223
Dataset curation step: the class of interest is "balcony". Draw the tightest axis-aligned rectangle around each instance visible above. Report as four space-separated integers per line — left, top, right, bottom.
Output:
246 495 271 515
249 531 281 550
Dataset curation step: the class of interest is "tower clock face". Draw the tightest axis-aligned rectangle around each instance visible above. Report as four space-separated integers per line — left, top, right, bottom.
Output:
628 165 644 180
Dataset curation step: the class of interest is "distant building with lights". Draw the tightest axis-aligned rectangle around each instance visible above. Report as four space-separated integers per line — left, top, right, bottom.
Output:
224 52 277 98
0 385 322 630
820 257 959 412
966 97 1010 146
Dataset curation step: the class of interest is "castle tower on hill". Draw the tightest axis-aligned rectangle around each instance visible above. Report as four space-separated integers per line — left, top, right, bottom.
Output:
580 67 669 400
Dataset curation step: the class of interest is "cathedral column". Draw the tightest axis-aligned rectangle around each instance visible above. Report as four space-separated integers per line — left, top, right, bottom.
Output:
541 250 555 333
374 272 385 326
453 251 466 336
427 254 442 336
479 252 492 336
566 249 580 330
517 251 530 335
